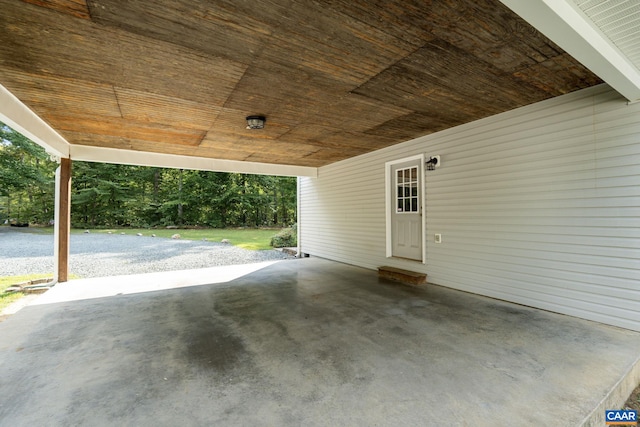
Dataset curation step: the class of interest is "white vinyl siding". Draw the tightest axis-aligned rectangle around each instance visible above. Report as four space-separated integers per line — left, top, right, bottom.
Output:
299 84 640 331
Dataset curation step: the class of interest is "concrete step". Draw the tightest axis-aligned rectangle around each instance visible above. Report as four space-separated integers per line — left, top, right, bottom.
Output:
378 266 427 286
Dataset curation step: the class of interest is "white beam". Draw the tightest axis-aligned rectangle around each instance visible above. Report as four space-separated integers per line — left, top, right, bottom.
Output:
53 165 61 283
0 83 317 176
500 0 640 102
70 145 318 177
0 83 69 158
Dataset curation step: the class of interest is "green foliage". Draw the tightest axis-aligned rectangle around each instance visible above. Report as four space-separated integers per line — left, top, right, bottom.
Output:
0 122 57 224
1 274 79 313
270 226 297 248
0 123 297 229
0 290 26 313
0 274 50 313
69 165 297 229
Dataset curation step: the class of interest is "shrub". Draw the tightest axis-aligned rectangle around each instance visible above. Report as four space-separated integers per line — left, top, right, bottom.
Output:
270 227 297 248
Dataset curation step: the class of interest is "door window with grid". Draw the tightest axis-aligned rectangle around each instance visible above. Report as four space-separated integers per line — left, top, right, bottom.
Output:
396 166 419 213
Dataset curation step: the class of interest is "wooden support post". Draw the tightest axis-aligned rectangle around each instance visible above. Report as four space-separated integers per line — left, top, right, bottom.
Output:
55 158 72 282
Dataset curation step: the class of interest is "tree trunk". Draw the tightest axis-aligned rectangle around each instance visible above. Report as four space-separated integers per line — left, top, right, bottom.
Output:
241 174 247 227
177 169 183 225
255 206 260 227
153 169 160 203
273 186 278 225
91 197 97 226
17 193 23 223
281 195 288 225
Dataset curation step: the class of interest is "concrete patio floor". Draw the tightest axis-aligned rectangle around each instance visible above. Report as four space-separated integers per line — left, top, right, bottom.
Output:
0 257 639 426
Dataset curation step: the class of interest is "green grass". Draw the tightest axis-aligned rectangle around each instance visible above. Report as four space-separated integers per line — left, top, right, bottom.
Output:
78 227 288 251
3 226 289 250
0 273 53 313
0 227 286 313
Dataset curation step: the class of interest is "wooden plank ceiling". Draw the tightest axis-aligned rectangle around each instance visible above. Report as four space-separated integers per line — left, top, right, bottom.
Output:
0 0 601 167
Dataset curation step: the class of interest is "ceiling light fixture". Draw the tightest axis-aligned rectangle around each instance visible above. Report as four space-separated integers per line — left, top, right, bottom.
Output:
246 115 266 130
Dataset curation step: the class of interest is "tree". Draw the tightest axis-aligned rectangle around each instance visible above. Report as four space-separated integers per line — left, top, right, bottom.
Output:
0 122 56 224
1 123 298 228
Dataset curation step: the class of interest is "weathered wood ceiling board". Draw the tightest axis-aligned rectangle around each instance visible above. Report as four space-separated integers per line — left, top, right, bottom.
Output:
87 0 419 86
1 4 246 104
21 0 90 19
114 88 222 131
0 0 602 168
0 70 122 120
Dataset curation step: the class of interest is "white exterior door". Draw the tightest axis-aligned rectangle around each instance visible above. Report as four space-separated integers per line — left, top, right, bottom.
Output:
390 158 423 261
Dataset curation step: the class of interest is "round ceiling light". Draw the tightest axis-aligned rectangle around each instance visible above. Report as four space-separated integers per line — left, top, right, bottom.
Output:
246 115 266 130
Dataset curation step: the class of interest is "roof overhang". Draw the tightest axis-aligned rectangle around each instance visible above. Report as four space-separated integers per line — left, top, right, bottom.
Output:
70 145 318 177
1 83 316 177
500 0 640 103
1 0 637 174
1 83 68 159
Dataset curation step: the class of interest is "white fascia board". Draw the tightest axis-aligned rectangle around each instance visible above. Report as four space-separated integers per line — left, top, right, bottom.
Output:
0 83 69 158
0 82 317 176
70 145 318 177
499 0 640 102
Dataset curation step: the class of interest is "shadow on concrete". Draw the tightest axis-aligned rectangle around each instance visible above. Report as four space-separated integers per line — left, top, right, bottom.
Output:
0 258 639 426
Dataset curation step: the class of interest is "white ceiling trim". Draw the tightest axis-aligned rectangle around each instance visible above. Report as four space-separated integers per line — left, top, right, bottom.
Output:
0 83 69 159
571 0 640 72
70 145 318 177
1 83 316 176
500 0 640 102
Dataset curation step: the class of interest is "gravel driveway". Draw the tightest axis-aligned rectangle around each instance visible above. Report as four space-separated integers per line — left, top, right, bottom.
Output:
0 227 294 278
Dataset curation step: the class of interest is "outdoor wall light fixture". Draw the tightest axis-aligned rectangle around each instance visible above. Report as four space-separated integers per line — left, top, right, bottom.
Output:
246 115 266 130
426 155 440 170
